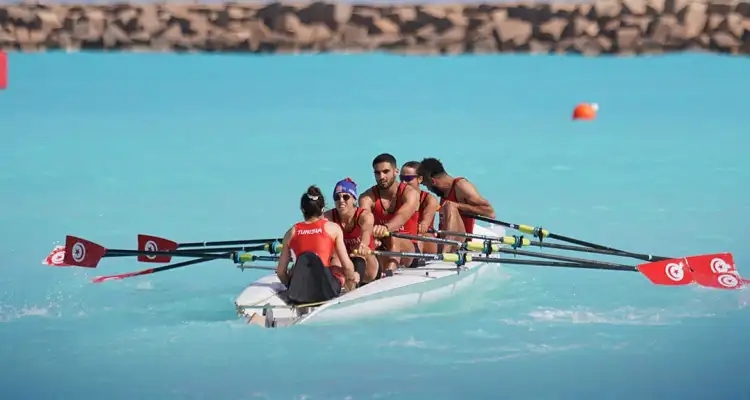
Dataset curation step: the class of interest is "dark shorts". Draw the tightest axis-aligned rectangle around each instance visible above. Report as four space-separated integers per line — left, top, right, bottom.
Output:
285 252 342 305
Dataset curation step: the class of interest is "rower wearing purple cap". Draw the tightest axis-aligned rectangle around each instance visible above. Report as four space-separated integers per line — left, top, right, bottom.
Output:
324 178 381 284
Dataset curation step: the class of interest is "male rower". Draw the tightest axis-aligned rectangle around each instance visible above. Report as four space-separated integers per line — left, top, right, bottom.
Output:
416 157 495 252
323 177 381 284
359 153 421 275
400 161 439 255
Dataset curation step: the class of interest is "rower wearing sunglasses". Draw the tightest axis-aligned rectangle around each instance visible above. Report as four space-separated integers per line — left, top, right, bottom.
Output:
324 178 381 284
416 157 496 253
358 153 421 275
400 161 440 255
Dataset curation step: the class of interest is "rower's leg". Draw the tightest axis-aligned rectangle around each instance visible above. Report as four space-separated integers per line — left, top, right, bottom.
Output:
392 237 416 268
440 201 466 253
418 240 439 255
359 254 380 283
377 237 400 274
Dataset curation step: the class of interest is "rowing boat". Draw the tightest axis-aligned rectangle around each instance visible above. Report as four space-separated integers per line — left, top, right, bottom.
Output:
233 224 505 327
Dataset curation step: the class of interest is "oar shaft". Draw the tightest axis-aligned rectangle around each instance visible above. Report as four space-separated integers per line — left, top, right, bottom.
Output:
357 250 638 273
388 232 462 246
102 244 270 259
465 213 670 262
440 230 646 258
177 238 282 248
494 247 633 269
473 256 637 272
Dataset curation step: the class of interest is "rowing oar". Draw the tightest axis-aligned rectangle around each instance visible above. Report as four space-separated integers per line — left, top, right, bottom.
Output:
464 213 672 262
91 252 281 283
354 250 746 290
385 232 635 269
440 230 649 258
58 235 279 268
136 234 282 263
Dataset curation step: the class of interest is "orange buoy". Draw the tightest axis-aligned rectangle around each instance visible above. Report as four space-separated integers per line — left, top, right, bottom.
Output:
572 102 598 120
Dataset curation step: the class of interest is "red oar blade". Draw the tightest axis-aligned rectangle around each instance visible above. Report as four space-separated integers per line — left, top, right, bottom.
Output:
684 253 736 275
63 236 107 268
92 269 152 284
137 234 178 263
42 245 72 267
692 271 745 290
637 258 694 286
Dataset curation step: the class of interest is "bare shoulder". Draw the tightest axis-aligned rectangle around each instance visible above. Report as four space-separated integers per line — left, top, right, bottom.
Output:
282 226 294 241
324 221 343 236
402 183 419 198
360 186 375 199
456 178 479 194
323 209 334 219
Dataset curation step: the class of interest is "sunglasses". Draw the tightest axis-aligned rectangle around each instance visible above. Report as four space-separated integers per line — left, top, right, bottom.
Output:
334 193 353 202
399 175 418 182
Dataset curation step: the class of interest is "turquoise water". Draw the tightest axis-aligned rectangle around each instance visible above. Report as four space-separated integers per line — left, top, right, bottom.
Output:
1 52 748 399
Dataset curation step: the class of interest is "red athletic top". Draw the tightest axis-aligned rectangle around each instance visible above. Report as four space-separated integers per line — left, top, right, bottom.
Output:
288 219 342 284
439 177 475 234
416 191 434 230
371 183 419 238
331 208 375 254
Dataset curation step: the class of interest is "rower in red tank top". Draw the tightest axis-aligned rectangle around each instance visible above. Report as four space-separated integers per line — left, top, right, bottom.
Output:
415 157 496 253
371 182 420 237
440 178 475 234
323 177 381 284
288 218 336 272
359 153 422 275
331 208 375 254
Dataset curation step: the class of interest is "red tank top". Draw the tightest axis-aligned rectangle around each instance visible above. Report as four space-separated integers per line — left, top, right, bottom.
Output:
288 219 340 283
439 177 475 234
331 208 375 254
371 183 419 238
413 190 435 232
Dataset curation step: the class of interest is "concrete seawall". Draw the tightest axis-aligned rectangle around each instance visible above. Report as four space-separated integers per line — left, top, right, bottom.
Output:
0 0 748 55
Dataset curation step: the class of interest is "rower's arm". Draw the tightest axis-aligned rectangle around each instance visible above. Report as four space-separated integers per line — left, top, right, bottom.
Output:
275 228 293 286
358 188 375 211
385 185 419 232
454 179 495 218
358 209 375 247
329 223 357 278
420 193 440 229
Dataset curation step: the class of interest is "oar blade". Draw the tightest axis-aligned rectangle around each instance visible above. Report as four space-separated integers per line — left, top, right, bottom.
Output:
637 258 694 287
691 272 745 290
685 252 745 290
137 234 178 263
63 236 107 268
685 253 736 275
42 245 73 267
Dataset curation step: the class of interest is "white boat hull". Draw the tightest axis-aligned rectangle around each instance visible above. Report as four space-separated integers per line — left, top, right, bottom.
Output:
233 224 504 327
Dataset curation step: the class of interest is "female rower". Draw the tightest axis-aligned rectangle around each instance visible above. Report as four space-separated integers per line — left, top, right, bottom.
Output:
324 178 381 284
275 185 360 304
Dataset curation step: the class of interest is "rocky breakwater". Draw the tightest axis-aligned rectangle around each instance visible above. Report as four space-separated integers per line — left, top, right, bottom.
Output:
0 0 749 55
